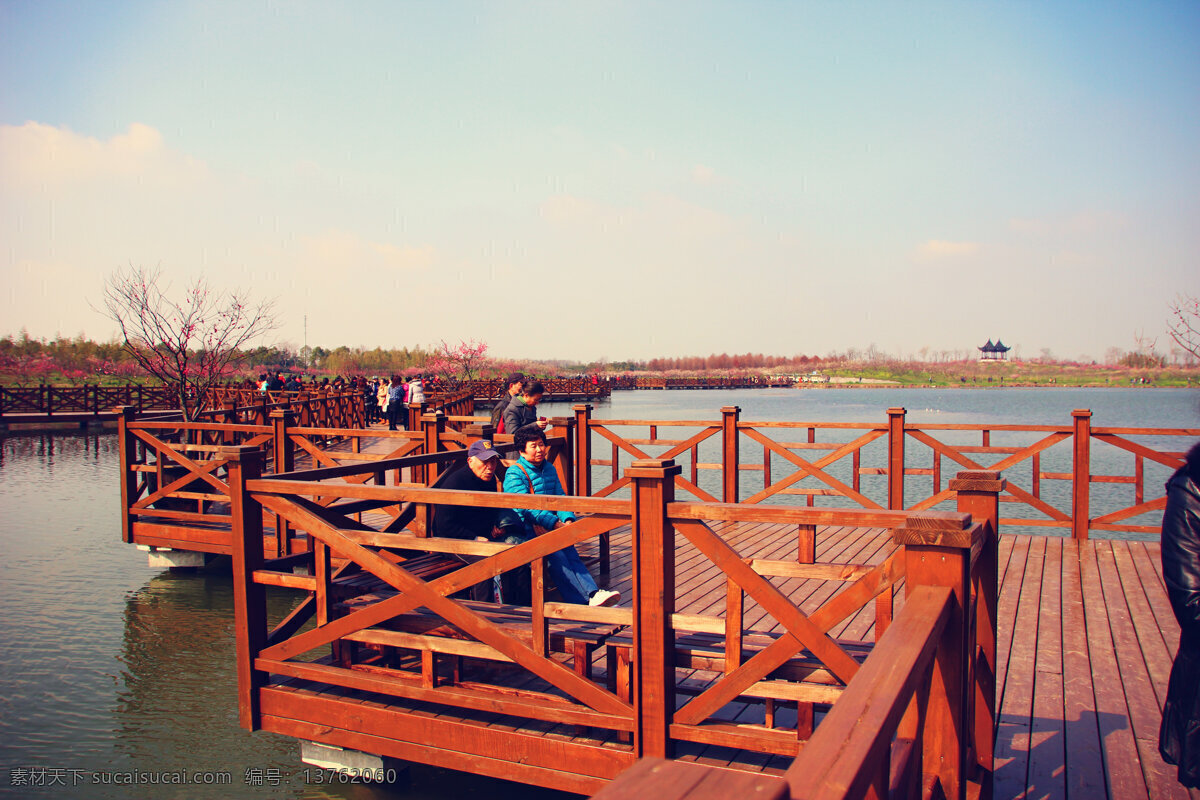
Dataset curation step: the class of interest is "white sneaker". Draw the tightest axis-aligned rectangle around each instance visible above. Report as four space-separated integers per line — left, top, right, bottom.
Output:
589 589 621 607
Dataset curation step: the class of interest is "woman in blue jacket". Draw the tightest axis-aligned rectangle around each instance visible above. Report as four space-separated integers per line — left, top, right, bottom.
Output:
502 427 619 607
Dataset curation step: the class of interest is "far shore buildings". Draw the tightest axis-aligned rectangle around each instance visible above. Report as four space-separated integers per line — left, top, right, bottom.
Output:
978 339 1011 362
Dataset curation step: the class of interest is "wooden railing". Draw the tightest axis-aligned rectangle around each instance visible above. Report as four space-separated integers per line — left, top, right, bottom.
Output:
196 388 367 429
0 384 176 417
461 377 611 403
221 444 998 799
619 375 789 390
116 408 571 556
566 404 1197 539
0 383 377 423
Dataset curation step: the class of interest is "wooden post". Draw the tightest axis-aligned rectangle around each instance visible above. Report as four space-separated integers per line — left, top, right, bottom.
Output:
797 524 816 563
1071 409 1092 541
271 409 295 475
573 403 607 576
721 406 740 504
888 407 907 511
951 470 1004 800
117 406 138 544
413 412 445 537
462 421 494 444
221 400 238 445
574 404 593 498
893 515 979 800
270 410 295 556
408 401 427 433
628 458 682 759
422 411 446 483
222 445 267 731
551 415 575 496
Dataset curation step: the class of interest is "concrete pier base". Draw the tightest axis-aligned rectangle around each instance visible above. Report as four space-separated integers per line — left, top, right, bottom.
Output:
301 741 407 782
138 545 207 570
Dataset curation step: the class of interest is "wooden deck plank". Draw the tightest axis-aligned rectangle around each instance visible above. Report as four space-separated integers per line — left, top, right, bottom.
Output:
1127 542 1181 679
995 534 1046 799
1079 539 1151 800
1112 543 1175 710
1060 538 1109 798
1025 536 1067 799
996 533 1032 717
1096 541 1192 800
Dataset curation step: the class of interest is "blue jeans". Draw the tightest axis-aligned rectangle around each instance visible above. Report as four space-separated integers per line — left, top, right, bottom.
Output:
504 532 598 605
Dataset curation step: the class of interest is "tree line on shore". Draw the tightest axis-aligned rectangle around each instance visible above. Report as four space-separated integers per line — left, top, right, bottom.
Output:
2 329 1198 389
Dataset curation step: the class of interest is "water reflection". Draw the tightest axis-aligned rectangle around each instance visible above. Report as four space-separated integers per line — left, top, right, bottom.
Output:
0 430 571 799
115 570 303 793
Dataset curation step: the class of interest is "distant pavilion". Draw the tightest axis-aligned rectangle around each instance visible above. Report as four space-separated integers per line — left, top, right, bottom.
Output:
978 339 1011 361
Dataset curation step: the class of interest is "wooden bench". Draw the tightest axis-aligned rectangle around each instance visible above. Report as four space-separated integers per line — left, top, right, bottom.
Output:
600 552 894 741
601 627 872 745
333 594 622 689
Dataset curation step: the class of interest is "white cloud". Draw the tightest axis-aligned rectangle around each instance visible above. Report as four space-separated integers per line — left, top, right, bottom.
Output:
298 230 436 272
914 239 981 260
692 164 717 185
538 192 735 240
1008 211 1126 237
0 121 212 189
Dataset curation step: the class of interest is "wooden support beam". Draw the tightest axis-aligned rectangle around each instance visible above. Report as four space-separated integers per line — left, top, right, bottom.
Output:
951 470 1004 800
222 444 268 731
721 406 740 504
888 407 907 511
1072 409 1092 541
629 458 682 758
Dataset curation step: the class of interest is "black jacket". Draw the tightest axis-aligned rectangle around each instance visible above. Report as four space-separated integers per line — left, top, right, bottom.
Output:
490 394 512 431
430 463 498 540
1160 442 1200 788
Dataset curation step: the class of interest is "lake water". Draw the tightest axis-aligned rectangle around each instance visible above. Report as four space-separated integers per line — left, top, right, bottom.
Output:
543 386 1200 537
2 387 1197 797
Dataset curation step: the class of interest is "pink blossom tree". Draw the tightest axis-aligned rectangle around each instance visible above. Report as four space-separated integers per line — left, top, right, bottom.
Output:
98 265 278 420
426 339 491 387
0 352 57 386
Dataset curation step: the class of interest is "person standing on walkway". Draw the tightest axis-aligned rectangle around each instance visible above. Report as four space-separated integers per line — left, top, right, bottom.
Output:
503 380 548 437
490 372 525 433
408 374 425 407
1160 441 1200 789
386 376 406 431
376 378 389 425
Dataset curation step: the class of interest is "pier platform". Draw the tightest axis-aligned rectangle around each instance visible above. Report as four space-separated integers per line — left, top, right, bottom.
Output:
252 523 1191 799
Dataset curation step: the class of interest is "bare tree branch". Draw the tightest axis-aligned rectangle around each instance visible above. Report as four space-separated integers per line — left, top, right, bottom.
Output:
1168 292 1200 362
96 265 278 420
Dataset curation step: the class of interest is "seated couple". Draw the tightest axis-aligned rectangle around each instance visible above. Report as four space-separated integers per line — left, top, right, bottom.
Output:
430 428 620 607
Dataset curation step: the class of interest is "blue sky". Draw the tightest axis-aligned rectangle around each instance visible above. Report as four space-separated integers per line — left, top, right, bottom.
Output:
2 1 1197 362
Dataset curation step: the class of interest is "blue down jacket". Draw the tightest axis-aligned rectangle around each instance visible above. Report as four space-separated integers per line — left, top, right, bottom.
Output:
502 455 575 537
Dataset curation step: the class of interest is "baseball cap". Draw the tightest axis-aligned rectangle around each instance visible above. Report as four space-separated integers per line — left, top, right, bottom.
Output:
468 440 501 462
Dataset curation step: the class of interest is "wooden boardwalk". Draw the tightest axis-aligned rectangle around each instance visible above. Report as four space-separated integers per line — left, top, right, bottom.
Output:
249 516 1194 798
994 535 1197 800
116 414 1198 797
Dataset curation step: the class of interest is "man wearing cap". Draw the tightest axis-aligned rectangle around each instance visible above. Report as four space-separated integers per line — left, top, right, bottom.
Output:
430 440 511 601
431 440 504 542
490 372 525 433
